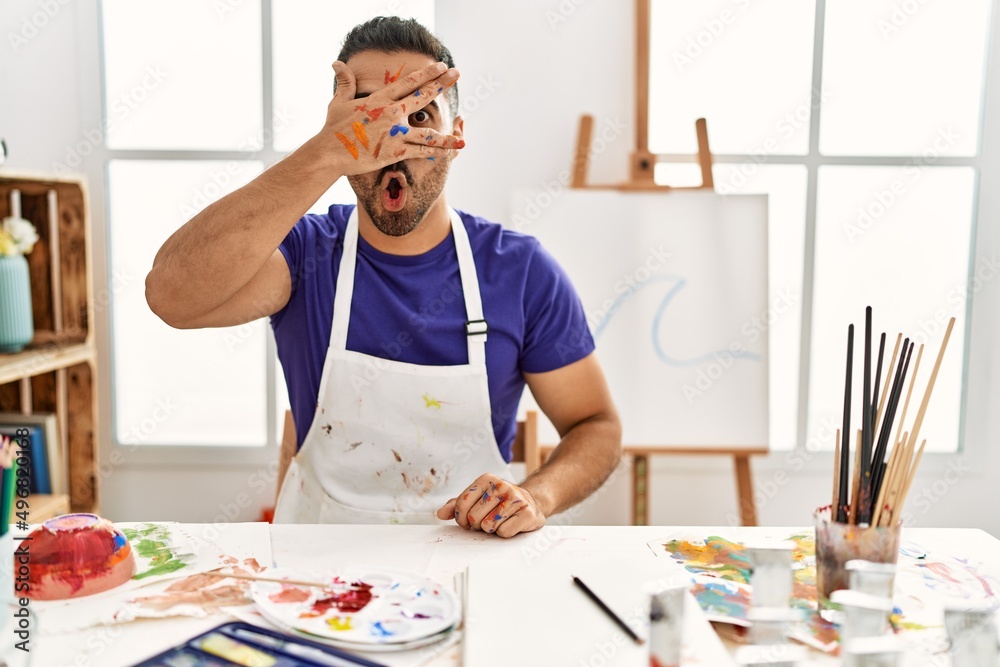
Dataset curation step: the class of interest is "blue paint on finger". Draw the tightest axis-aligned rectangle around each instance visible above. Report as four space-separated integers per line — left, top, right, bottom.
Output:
389 124 409 136
493 513 502 521
427 157 436 161
437 87 443 92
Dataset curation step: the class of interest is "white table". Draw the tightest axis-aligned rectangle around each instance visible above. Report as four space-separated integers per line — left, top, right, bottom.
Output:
12 524 1000 666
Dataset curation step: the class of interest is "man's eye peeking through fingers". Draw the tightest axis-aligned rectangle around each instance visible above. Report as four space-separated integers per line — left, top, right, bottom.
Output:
409 109 433 126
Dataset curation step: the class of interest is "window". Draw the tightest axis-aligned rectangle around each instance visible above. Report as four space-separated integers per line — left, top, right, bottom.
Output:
649 0 992 452
102 0 435 448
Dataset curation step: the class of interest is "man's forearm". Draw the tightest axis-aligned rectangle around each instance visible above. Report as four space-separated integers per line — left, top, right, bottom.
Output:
146 135 342 324
520 412 622 517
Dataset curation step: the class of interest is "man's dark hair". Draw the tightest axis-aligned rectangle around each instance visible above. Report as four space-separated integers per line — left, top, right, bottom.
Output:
337 16 459 118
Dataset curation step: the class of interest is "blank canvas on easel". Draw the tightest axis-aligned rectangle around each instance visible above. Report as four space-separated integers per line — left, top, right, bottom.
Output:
513 189 769 451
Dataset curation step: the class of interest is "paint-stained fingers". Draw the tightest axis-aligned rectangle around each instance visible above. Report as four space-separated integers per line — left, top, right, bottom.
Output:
400 144 460 163
494 507 545 538
404 130 465 150
401 71 460 110
465 491 502 531
384 61 451 100
465 477 514 530
478 497 524 535
452 481 484 529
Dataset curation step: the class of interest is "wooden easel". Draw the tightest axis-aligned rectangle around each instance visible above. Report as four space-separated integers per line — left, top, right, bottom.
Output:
556 0 767 527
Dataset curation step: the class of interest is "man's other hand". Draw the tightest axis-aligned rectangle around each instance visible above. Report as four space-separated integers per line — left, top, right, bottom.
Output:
435 473 547 538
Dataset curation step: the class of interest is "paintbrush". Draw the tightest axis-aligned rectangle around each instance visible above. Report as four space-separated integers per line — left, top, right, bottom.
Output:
572 576 645 645
199 571 337 588
838 324 854 524
860 307 874 520
868 340 913 518
871 332 886 433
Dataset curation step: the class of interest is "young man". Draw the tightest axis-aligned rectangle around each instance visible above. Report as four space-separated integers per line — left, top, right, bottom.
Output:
146 17 621 537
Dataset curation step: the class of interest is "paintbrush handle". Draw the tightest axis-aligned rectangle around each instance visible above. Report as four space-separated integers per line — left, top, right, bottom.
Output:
200 571 331 588
573 576 645 645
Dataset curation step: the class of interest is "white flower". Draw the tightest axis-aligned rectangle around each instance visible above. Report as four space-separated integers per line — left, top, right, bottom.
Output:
1 216 38 256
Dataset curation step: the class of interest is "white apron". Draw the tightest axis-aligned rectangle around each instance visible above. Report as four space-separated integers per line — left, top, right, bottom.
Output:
273 207 513 524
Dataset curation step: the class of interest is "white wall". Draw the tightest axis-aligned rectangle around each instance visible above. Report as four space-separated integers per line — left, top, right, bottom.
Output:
1 0 997 534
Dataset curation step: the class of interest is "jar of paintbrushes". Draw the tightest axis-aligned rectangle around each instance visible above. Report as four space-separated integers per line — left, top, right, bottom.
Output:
815 307 955 613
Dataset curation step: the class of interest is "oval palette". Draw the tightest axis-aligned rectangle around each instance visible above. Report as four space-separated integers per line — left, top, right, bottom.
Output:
250 566 460 646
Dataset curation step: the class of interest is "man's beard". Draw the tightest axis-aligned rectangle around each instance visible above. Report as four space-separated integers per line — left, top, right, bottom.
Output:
349 158 450 237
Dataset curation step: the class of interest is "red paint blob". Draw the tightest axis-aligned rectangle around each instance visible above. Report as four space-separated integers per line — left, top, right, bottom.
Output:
306 581 374 615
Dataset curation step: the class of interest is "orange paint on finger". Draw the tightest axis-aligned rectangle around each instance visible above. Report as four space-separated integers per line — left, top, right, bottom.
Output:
366 107 385 122
385 65 404 84
335 133 359 160
372 131 387 159
352 122 369 150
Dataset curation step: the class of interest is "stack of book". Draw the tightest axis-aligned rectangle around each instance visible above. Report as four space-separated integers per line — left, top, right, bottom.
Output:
0 412 65 497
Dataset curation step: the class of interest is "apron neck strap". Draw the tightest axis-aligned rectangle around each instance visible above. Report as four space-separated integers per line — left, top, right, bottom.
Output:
330 207 488 366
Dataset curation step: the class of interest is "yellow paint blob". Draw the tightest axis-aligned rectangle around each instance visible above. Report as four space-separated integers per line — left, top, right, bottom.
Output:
327 616 353 631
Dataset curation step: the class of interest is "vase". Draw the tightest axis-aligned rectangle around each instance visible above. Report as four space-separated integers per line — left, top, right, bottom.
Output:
0 254 34 353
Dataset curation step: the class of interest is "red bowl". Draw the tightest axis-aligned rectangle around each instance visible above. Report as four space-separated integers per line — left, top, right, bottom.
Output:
25 513 135 600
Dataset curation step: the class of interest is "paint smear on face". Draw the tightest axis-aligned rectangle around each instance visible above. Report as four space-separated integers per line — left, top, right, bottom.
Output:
390 124 409 137
384 65 404 85
352 122 370 150
335 133 359 160
269 585 311 604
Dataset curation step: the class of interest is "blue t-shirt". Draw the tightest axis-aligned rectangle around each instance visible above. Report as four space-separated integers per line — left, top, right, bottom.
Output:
270 204 595 461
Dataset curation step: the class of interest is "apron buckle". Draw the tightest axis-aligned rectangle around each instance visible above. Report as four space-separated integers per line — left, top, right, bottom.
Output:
465 319 489 338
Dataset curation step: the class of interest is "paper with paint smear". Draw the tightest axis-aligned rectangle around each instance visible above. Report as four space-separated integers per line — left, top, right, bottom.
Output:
464 558 735 666
32 521 273 633
647 531 1000 663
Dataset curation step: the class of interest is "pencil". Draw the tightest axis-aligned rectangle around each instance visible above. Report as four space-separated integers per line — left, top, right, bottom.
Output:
572 576 645 645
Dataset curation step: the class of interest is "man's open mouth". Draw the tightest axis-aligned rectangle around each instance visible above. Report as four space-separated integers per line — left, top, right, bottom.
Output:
381 171 408 212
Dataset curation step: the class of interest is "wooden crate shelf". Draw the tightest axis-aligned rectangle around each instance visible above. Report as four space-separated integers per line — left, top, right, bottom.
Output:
0 172 99 516
26 493 71 523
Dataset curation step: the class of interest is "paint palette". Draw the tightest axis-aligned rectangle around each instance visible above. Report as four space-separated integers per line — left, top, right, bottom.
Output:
250 566 460 649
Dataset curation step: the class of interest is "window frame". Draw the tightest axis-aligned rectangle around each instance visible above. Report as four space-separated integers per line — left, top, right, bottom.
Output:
97 0 283 466
646 0 988 458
